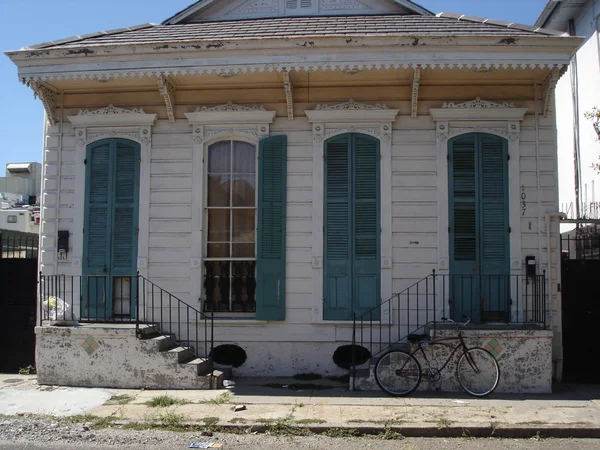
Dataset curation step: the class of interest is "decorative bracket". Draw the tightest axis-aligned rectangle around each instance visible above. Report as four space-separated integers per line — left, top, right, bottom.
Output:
29 81 59 126
543 67 560 119
158 75 176 123
411 66 421 119
283 71 294 120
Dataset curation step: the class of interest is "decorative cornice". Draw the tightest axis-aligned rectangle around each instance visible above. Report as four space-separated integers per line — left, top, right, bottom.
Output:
194 101 266 112
430 98 527 122
29 81 58 126
67 104 157 127
18 62 569 83
314 99 388 111
543 67 560 119
306 99 398 124
186 102 276 127
435 123 521 143
283 71 294 120
158 75 176 123
411 67 421 119
442 97 515 109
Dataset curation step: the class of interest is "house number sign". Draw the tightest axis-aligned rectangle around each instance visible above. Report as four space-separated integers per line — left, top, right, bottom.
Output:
521 185 527 216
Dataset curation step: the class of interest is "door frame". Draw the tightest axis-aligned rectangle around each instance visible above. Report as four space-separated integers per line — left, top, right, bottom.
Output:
82 138 141 319
323 133 381 321
430 100 527 322
306 101 398 323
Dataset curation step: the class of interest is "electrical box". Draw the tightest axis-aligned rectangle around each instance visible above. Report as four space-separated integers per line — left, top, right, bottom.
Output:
58 230 69 254
525 256 536 277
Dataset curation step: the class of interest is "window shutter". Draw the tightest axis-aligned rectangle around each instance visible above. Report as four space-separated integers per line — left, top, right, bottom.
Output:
324 135 352 320
256 136 287 320
111 141 140 277
449 135 478 264
352 135 380 318
480 135 509 271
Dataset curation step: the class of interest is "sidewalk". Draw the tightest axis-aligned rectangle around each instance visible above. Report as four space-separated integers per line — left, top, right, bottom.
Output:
2 374 600 438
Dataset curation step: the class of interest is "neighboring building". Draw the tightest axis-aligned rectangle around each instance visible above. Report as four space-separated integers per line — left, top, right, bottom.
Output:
5 0 582 392
0 162 42 204
536 0 600 220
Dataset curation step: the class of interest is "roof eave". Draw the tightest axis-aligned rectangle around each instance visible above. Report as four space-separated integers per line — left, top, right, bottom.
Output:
534 0 564 29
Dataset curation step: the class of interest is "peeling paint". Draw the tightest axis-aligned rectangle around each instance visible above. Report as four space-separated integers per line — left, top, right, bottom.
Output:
206 42 224 49
65 48 95 56
296 41 315 47
498 37 519 45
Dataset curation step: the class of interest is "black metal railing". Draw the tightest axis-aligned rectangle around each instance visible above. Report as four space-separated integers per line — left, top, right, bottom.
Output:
203 260 256 312
561 233 600 260
38 273 214 361
351 271 547 376
0 233 38 259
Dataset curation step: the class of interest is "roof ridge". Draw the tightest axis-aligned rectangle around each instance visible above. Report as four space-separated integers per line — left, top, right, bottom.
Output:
436 12 566 37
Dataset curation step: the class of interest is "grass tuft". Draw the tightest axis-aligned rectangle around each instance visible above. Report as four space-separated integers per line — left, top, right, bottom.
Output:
200 392 232 405
145 395 188 408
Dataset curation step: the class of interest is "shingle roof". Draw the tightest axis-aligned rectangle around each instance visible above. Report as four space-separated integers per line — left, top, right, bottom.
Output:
28 14 564 50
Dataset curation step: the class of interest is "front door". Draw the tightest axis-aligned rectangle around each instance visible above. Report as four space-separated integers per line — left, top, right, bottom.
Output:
324 133 380 321
82 139 140 320
449 133 510 323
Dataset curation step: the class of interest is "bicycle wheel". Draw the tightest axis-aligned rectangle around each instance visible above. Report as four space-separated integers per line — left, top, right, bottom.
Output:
456 347 500 397
374 350 421 396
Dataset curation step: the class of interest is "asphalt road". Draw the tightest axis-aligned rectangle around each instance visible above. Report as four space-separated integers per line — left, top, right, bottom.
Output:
1 436 600 450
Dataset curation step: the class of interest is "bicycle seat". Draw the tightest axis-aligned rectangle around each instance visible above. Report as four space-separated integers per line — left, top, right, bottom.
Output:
407 333 428 343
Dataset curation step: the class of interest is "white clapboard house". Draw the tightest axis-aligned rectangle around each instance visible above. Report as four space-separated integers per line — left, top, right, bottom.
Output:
6 0 582 392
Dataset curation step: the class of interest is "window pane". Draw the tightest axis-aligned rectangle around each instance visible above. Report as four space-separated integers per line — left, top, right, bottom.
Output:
208 243 230 258
208 209 230 242
233 244 255 257
208 141 230 173
233 141 256 173
208 174 230 207
233 209 255 242
232 175 255 207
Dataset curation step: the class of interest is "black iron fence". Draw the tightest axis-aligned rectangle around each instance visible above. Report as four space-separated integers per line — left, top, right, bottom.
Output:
561 233 600 261
38 273 214 361
0 233 38 259
352 271 547 370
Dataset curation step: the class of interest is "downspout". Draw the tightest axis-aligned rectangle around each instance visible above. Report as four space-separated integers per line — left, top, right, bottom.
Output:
547 212 566 382
569 19 582 219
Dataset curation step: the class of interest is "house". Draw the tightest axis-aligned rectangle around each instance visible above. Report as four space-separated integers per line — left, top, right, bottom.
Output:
5 0 582 392
536 0 600 220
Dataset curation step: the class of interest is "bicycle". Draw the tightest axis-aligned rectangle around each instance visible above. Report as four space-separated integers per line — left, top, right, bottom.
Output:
374 317 500 397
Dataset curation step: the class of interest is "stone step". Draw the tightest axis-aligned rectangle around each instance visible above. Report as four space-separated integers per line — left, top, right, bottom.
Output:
184 357 213 375
166 346 196 363
144 335 177 351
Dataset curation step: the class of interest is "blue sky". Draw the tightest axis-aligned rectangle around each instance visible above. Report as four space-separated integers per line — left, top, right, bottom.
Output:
0 0 549 171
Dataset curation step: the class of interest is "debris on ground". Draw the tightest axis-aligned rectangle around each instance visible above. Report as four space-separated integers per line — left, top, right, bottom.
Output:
231 405 247 412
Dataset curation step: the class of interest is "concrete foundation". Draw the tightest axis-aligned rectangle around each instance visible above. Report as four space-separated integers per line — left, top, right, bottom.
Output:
355 328 553 394
35 324 221 389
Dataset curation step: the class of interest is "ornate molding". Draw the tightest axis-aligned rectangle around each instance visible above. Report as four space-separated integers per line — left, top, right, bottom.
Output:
543 67 560 119
158 75 176 123
320 0 371 10
230 0 279 14
442 97 515 109
411 67 421 119
306 100 399 124
186 102 276 126
194 101 266 112
312 123 392 143
68 105 157 128
283 71 294 120
435 123 521 143
314 99 388 111
430 98 527 122
21 62 568 83
29 81 58 126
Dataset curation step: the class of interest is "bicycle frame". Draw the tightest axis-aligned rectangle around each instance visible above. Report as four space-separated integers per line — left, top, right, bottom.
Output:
411 331 469 378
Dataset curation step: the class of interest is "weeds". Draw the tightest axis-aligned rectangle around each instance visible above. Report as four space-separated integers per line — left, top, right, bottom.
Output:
267 419 310 436
18 365 36 375
323 427 360 438
104 395 135 406
437 417 452 429
145 395 188 408
229 417 247 424
379 426 404 440
157 411 186 429
64 414 117 429
202 417 219 427
293 419 326 424
200 392 232 405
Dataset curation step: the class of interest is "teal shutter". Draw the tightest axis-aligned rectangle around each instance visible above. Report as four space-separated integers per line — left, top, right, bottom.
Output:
324 134 380 320
324 135 352 320
83 142 112 319
352 135 380 318
111 141 140 278
256 136 287 320
479 135 510 318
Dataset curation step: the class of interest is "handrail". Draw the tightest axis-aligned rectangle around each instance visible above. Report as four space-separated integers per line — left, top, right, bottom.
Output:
136 274 214 361
38 273 214 362
350 270 547 386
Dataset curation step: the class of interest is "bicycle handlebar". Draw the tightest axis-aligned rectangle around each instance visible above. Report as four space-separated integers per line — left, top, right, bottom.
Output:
440 316 471 327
